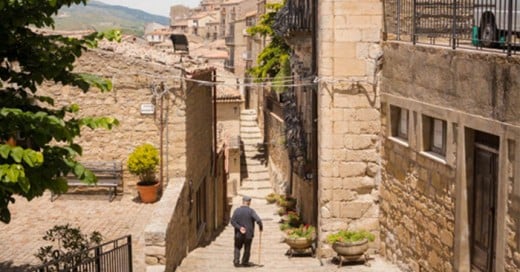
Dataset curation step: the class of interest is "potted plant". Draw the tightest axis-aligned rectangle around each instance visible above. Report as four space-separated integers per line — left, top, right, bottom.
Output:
284 224 316 257
265 193 278 204
325 229 375 256
127 143 160 203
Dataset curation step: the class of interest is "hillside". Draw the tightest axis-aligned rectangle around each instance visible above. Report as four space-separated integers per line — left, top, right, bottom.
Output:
52 1 171 36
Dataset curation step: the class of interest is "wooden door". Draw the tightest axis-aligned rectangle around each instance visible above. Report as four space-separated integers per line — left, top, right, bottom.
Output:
471 146 498 272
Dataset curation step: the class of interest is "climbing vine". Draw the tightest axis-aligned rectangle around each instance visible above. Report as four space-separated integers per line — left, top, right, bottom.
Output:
247 2 291 82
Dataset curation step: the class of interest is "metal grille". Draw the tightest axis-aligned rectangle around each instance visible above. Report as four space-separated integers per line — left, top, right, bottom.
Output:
32 236 133 272
385 0 520 55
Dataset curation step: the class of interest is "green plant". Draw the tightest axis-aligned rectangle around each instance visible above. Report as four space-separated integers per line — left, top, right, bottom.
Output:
277 207 286 216
325 229 375 244
287 224 315 240
247 2 291 80
35 224 103 264
127 143 159 184
265 193 278 204
0 0 121 224
286 211 301 227
279 221 292 231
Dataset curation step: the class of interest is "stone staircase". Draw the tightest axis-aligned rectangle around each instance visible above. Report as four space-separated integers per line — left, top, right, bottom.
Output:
239 109 271 199
175 109 403 272
176 196 325 272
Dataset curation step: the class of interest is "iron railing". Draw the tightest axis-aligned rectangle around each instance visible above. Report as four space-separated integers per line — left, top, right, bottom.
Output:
273 0 313 36
32 236 133 272
385 0 520 55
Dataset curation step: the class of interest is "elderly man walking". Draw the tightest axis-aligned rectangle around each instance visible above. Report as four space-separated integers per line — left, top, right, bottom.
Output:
230 195 263 267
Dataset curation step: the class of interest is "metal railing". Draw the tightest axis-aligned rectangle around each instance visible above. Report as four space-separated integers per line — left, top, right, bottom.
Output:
385 0 520 55
32 236 133 272
273 0 313 36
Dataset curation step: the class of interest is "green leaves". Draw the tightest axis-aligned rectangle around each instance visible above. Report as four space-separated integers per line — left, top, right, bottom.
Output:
0 145 43 167
0 0 120 224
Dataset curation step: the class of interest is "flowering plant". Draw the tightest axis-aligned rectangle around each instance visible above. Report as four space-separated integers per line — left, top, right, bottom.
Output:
286 225 316 240
325 229 375 244
286 211 301 227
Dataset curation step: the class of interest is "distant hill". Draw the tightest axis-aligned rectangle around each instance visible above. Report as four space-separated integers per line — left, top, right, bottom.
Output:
52 1 171 36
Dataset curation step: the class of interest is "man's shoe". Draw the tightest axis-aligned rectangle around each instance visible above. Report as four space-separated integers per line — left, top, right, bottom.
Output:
233 262 241 267
241 262 253 267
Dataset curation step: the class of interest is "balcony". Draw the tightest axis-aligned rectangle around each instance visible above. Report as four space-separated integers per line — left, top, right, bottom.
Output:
385 0 520 56
272 0 313 37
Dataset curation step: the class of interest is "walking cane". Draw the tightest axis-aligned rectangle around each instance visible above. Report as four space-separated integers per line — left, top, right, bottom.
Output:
258 231 262 265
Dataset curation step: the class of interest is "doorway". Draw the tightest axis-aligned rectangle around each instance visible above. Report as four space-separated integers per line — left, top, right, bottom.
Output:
470 131 499 272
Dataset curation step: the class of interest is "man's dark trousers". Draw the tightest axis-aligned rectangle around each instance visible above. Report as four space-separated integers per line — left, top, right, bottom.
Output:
234 234 252 265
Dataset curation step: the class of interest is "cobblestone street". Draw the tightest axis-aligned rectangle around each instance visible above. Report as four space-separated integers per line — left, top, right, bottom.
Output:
0 191 156 272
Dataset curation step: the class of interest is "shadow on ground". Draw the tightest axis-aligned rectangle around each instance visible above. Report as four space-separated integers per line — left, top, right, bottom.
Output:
0 261 34 272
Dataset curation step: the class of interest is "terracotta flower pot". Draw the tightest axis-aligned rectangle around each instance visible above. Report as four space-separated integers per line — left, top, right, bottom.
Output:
137 181 159 203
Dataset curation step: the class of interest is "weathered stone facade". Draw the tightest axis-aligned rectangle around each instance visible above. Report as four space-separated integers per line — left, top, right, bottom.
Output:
40 39 229 271
316 0 384 256
41 43 184 193
380 42 520 272
265 112 291 194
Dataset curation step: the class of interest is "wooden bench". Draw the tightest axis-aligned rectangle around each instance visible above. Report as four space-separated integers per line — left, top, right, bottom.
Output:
52 161 123 202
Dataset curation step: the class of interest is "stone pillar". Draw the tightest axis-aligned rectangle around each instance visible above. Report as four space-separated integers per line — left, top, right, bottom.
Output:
317 0 383 256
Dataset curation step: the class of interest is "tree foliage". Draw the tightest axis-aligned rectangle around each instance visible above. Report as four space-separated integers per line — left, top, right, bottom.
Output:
0 0 121 223
247 2 291 80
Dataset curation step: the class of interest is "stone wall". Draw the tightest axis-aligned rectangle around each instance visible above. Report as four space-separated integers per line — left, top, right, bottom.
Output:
266 112 290 194
41 44 185 193
144 69 229 271
316 0 383 256
381 42 520 272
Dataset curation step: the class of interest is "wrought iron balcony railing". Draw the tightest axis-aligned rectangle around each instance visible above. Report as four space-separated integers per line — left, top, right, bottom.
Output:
272 0 313 37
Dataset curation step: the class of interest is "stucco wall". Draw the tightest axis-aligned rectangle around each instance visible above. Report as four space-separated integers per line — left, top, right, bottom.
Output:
380 42 520 272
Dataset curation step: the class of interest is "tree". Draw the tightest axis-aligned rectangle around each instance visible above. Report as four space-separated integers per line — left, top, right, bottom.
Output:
0 0 121 223
247 2 291 81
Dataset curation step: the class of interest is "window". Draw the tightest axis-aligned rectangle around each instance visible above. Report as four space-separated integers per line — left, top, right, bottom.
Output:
423 115 446 156
390 106 408 141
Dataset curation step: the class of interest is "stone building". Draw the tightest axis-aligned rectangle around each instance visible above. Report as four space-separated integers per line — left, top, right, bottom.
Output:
257 1 520 272
39 37 233 270
380 1 520 271
262 0 383 257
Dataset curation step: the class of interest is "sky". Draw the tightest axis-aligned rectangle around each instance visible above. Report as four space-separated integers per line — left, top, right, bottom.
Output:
97 0 200 17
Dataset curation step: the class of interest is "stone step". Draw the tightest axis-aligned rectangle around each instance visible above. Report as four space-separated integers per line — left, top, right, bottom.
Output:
244 159 264 166
240 109 257 116
237 188 272 199
243 164 268 173
240 127 261 134
244 152 266 159
241 120 258 127
241 138 263 145
240 114 257 121
240 181 272 190
243 144 264 151
239 133 262 140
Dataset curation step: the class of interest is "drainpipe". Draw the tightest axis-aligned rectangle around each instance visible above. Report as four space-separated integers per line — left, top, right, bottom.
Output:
311 0 319 239
212 69 218 230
